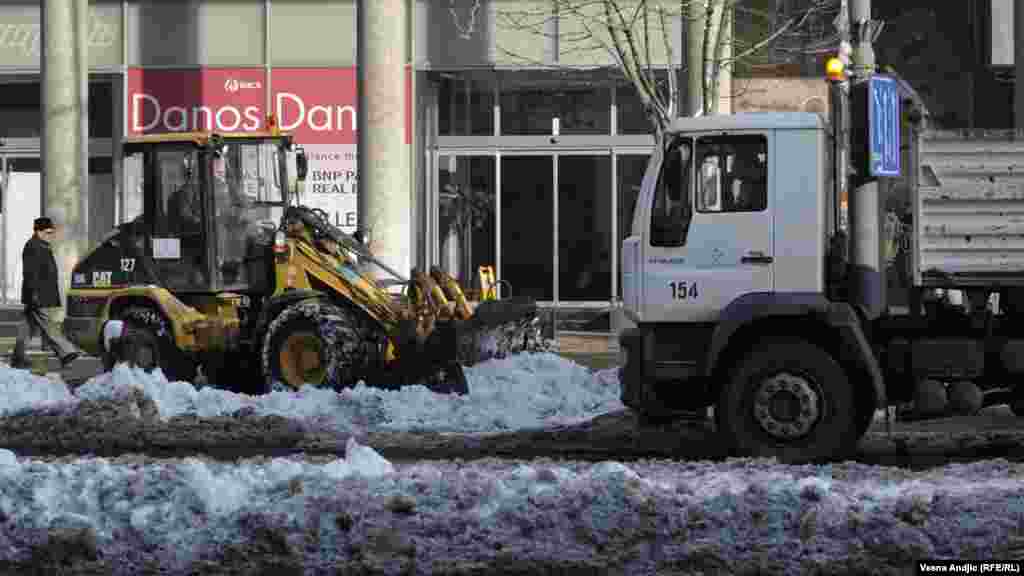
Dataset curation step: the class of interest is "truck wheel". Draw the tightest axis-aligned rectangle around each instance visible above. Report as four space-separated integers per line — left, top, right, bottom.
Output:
201 349 263 394
1010 386 1024 417
261 300 366 393
717 338 858 463
118 306 196 383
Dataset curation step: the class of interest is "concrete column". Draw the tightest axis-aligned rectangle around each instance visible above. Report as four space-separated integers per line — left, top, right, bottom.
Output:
1015 0 1024 127
848 0 885 319
77 0 89 252
42 0 86 302
687 0 705 115
357 0 411 281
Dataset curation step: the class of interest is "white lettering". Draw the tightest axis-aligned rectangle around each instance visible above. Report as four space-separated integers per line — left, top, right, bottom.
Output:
338 105 357 132
274 92 358 135
243 106 262 130
308 105 332 131
0 16 116 59
276 92 305 131
132 93 160 132
192 106 214 131
132 95 269 133
163 106 188 131
216 106 242 131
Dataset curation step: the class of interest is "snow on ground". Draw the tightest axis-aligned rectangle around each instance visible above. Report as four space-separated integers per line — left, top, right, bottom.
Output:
0 352 623 435
0 442 1022 573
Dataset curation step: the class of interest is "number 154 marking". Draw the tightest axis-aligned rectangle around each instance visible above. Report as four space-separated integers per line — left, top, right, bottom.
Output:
670 281 698 300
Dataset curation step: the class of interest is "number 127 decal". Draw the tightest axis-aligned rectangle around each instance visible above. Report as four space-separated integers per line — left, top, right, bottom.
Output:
669 281 698 300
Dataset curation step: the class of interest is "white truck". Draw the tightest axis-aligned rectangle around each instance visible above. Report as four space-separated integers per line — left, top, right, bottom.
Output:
618 108 1024 463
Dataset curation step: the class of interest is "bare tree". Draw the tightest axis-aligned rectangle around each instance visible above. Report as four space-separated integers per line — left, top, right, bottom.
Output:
495 0 839 139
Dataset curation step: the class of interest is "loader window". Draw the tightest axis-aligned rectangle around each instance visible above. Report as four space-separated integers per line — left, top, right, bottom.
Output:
696 135 767 213
650 138 693 247
212 141 283 287
155 147 208 290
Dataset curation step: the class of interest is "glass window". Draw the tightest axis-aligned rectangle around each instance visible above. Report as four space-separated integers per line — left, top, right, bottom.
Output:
616 70 679 134
695 135 767 213
270 0 356 66
129 0 264 66
211 141 285 287
559 156 612 301
499 71 611 135
501 156 553 300
617 153 649 295
154 147 207 290
650 138 692 247
437 72 495 136
438 156 495 291
201 0 265 66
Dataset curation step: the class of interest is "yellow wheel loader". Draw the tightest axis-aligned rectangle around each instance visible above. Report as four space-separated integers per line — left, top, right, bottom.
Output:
65 129 548 394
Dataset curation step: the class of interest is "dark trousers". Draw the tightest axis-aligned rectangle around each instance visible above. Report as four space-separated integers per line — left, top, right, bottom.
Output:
12 306 77 364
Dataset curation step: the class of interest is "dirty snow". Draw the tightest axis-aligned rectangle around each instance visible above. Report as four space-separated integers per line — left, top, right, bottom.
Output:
0 443 1022 574
0 352 623 435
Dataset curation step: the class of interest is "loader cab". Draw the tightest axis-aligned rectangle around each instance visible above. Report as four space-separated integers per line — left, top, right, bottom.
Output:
622 112 828 324
74 132 306 297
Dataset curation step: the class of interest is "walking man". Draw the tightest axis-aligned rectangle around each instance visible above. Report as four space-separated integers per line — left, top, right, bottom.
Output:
10 217 80 370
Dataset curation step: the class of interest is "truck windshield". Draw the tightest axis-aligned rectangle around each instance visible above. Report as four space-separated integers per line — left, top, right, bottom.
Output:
212 141 283 286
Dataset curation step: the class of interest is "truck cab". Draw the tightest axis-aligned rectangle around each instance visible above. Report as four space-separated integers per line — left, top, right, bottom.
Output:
623 113 829 325
619 112 885 463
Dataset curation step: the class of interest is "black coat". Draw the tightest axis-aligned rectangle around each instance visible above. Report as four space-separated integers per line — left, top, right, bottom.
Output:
21 235 61 309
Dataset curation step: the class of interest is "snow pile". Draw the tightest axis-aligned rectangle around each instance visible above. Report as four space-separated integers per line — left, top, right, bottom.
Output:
2 352 623 435
0 368 76 417
0 445 1022 573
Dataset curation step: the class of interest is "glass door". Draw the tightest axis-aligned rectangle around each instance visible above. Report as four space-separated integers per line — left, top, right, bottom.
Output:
1 157 42 303
499 155 554 301
435 154 497 297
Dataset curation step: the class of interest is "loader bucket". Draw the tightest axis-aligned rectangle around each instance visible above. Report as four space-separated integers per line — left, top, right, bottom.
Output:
457 296 551 365
468 296 538 329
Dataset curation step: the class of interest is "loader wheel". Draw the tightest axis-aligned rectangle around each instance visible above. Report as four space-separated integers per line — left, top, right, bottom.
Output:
262 300 366 392
118 306 197 383
716 338 858 464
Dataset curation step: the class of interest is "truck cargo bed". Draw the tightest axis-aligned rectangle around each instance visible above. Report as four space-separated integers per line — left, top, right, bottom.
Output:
916 132 1024 287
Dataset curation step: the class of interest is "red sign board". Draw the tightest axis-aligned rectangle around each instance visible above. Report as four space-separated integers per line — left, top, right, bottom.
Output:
126 67 411 145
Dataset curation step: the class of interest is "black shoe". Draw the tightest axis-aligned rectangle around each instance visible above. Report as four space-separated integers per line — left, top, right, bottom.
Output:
60 352 80 368
8 356 29 369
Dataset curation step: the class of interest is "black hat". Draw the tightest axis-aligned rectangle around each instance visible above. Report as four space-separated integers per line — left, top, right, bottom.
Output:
33 217 55 232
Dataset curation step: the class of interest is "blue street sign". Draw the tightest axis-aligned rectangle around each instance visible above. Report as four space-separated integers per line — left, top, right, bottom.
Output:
868 75 901 177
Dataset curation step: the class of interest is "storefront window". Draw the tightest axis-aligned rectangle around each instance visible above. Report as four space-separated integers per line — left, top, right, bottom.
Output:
616 70 678 135
437 72 495 136
501 156 553 300
617 153 650 297
559 155 611 301
499 71 611 135
270 0 356 66
129 0 264 66
438 156 495 291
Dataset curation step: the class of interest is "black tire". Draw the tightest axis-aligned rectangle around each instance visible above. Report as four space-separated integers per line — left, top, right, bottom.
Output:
1011 386 1024 417
855 403 878 438
421 361 469 395
261 300 367 393
716 337 859 464
118 306 196 383
201 349 264 394
103 325 161 374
